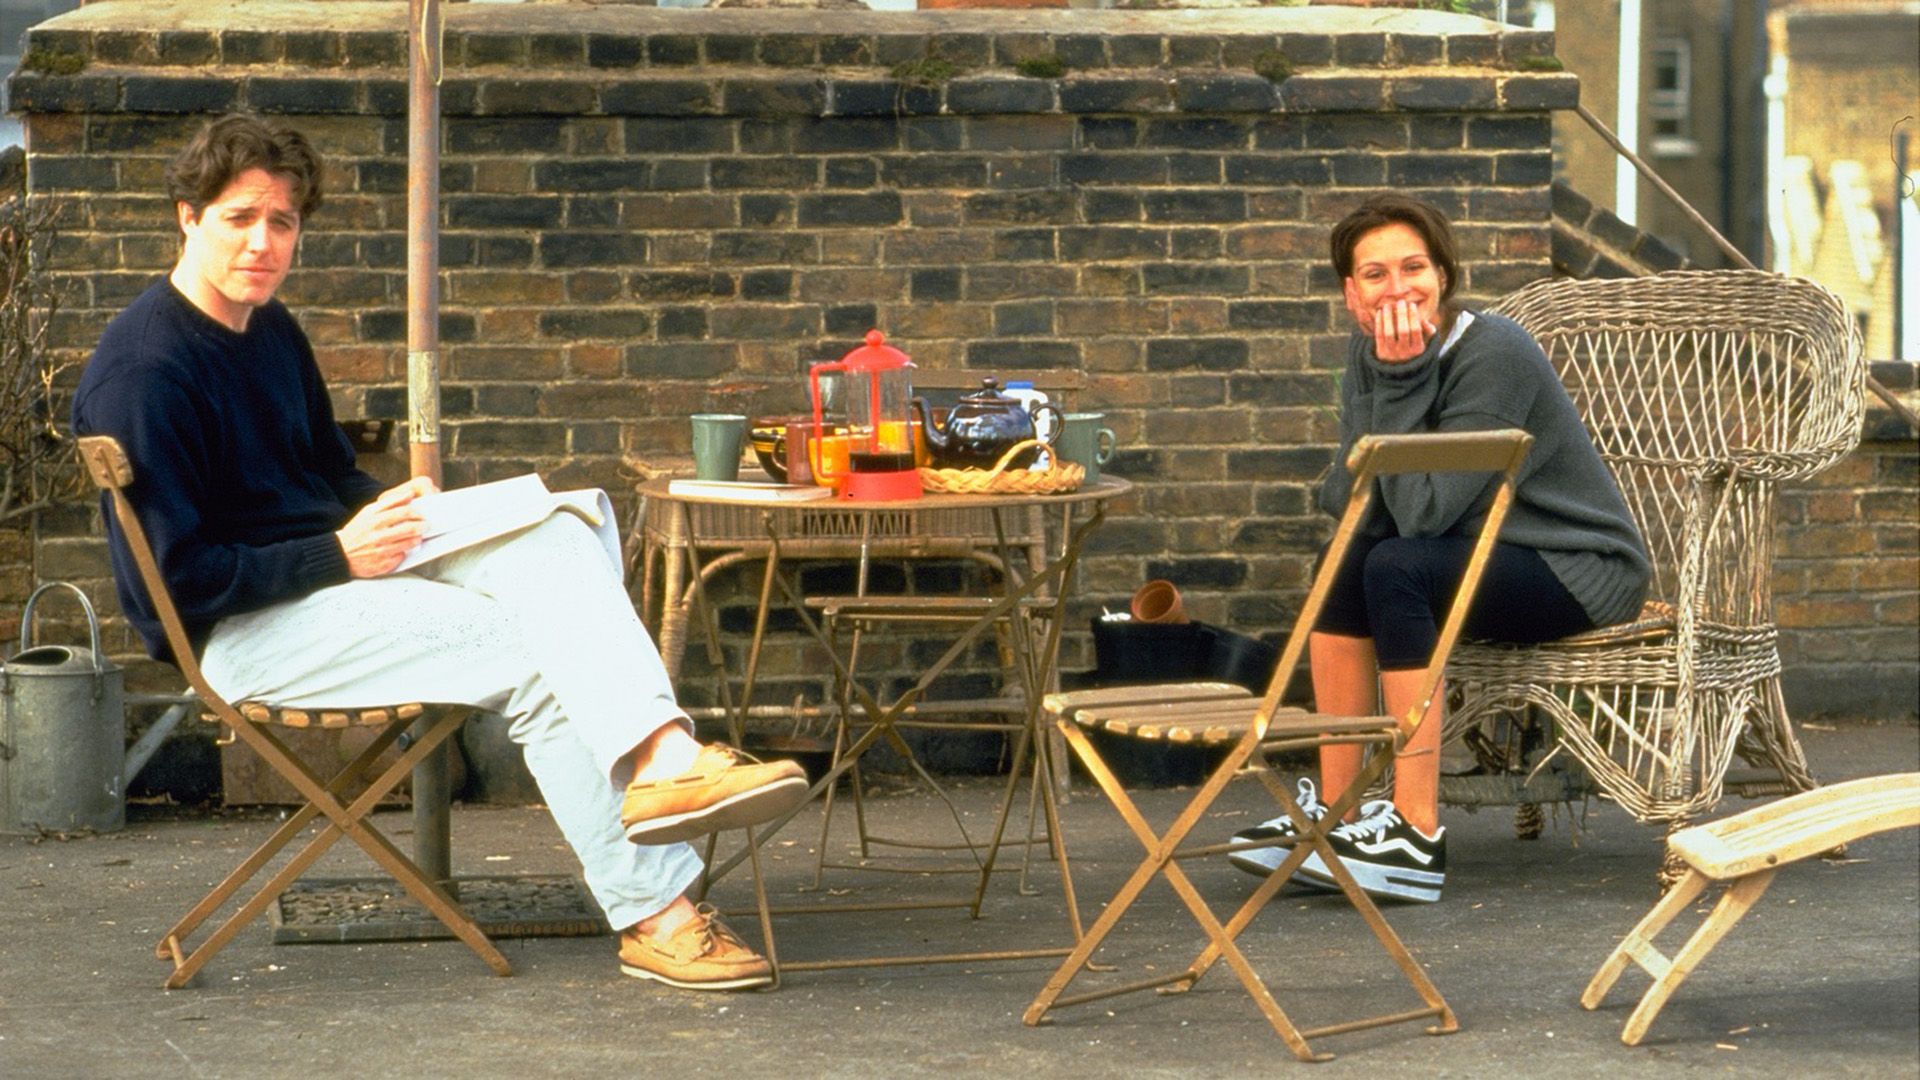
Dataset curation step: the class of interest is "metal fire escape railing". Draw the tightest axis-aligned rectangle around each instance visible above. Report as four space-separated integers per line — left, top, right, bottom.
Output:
1573 102 1919 433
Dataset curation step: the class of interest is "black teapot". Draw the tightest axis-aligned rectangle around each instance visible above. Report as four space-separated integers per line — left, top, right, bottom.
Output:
913 378 1065 471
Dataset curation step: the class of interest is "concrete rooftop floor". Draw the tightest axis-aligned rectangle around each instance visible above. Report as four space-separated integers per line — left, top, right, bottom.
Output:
2 719 1915 1079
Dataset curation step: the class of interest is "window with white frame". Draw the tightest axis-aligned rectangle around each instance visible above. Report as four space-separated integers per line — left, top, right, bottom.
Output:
1648 38 1697 157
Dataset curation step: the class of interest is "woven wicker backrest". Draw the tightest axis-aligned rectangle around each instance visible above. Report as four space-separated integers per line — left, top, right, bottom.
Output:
1488 271 1864 617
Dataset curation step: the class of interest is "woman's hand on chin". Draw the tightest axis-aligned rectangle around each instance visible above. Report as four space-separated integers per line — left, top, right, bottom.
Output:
1371 299 1436 363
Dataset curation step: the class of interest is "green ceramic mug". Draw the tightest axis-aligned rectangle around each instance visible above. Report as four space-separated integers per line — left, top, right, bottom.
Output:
1055 412 1117 483
690 413 747 481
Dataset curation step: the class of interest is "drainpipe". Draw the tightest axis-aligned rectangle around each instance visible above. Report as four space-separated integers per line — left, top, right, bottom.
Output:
1615 0 1642 225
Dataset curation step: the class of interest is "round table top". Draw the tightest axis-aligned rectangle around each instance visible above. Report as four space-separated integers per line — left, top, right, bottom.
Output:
639 473 1132 510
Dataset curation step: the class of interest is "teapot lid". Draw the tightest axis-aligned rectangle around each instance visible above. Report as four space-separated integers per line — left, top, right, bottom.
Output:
835 329 913 373
959 377 1015 404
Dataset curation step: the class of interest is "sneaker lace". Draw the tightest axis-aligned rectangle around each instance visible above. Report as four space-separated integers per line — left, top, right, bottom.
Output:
1328 799 1402 843
1294 778 1327 820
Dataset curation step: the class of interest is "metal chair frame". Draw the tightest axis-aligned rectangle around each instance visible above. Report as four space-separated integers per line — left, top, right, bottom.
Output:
1023 430 1533 1061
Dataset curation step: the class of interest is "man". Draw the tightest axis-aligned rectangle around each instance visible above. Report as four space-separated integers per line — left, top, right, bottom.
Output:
72 114 804 990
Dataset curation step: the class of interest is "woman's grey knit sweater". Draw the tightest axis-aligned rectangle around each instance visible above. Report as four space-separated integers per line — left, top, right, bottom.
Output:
1318 310 1651 628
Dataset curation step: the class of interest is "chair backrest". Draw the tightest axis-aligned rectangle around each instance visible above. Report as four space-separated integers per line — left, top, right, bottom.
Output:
1257 429 1534 739
1488 270 1864 620
74 435 233 711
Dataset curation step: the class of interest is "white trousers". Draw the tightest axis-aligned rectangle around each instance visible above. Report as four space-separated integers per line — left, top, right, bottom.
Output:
200 512 703 929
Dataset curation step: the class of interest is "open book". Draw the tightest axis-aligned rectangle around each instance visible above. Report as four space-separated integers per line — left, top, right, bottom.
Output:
391 473 622 576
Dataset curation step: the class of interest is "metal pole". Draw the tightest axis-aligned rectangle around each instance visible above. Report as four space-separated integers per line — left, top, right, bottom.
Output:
407 0 450 885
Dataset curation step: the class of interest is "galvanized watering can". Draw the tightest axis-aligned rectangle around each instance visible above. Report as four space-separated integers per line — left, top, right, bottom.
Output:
0 582 125 834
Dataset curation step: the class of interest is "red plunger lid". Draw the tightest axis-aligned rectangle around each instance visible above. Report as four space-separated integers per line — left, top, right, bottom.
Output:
836 329 912 372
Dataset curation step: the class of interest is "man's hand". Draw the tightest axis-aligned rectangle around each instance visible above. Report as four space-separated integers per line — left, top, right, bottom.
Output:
335 475 438 578
1370 298 1437 364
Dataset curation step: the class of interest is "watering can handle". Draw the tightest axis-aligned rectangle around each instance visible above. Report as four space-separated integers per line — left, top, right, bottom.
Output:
18 581 107 678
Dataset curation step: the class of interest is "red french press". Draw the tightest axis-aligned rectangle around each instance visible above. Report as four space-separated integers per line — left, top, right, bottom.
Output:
809 330 921 501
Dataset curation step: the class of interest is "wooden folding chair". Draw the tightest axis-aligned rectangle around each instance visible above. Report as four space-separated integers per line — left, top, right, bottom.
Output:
76 435 512 989
1024 429 1532 1061
1582 771 1920 1045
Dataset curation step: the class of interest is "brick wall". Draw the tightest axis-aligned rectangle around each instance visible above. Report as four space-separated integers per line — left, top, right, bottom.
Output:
10 4 1907 797
1775 364 1920 721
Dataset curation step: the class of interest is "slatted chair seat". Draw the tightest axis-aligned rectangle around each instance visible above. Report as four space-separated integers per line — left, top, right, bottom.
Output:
1582 772 1920 1045
76 434 510 991
211 702 427 729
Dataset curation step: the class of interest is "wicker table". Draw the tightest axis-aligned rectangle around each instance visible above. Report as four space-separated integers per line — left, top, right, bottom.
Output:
631 476 1130 975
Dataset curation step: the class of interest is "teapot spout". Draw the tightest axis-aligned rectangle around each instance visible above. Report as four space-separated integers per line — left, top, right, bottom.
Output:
911 396 951 453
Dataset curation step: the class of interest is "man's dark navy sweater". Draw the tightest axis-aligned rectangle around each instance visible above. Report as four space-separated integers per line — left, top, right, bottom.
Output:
72 279 383 661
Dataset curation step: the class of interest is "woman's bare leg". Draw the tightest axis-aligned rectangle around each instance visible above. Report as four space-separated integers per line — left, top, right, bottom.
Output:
1379 668 1444 836
1310 631 1379 818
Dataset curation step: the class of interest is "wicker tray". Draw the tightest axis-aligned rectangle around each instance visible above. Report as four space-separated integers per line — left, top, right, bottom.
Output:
919 439 1083 495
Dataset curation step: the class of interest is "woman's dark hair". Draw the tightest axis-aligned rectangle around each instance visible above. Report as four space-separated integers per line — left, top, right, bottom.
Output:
1328 193 1461 306
165 114 324 225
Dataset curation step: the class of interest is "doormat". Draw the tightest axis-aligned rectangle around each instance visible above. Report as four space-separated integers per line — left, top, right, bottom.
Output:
270 874 606 944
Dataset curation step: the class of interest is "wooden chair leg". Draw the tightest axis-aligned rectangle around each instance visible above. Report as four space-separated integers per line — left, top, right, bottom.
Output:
1581 866 1709 1012
1618 869 1776 1046
155 720 408 960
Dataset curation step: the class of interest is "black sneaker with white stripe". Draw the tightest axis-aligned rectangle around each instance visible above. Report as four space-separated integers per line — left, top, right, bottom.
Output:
1227 778 1329 879
1295 799 1446 903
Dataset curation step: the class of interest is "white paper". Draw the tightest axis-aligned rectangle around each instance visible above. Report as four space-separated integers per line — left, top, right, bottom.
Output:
390 473 622 577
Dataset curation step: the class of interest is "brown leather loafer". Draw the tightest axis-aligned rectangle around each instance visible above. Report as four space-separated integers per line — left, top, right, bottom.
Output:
618 904 772 990
621 744 808 845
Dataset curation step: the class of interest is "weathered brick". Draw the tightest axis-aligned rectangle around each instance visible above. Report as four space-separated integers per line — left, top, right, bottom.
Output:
1142 190 1246 224
1227 300 1328 332
534 159 645 192
1500 74 1579 111
964 340 1080 370
481 79 596 116
1225 154 1331 186
1059 77 1173 114
586 34 644 69
28 155 116 191
722 77 827 117
1388 154 1493 186
797 193 902 227
600 79 716 117
246 77 361 115
93 30 156 66
712 158 816 190
284 30 343 67
946 77 1053 115
529 33 585 68
1391 76 1497 111
538 309 654 340
448 118 568 154
538 232 648 268
156 30 217 67
792 118 900 154
1446 34 1500 66
627 117 734 154
1172 73 1277 114
626 343 740 380
1279 77 1384 112
1146 338 1249 372
1494 152 1552 186
1142 264 1248 296
123 76 240 114
1335 33 1388 67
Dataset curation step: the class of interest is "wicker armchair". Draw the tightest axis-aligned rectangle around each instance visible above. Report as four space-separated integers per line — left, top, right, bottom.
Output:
1445 271 1866 826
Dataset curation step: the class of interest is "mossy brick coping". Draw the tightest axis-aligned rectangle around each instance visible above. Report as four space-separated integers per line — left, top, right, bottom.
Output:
8 68 1579 119
18 5 1559 78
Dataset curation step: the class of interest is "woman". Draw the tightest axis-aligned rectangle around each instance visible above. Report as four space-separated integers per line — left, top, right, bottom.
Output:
1229 194 1650 903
